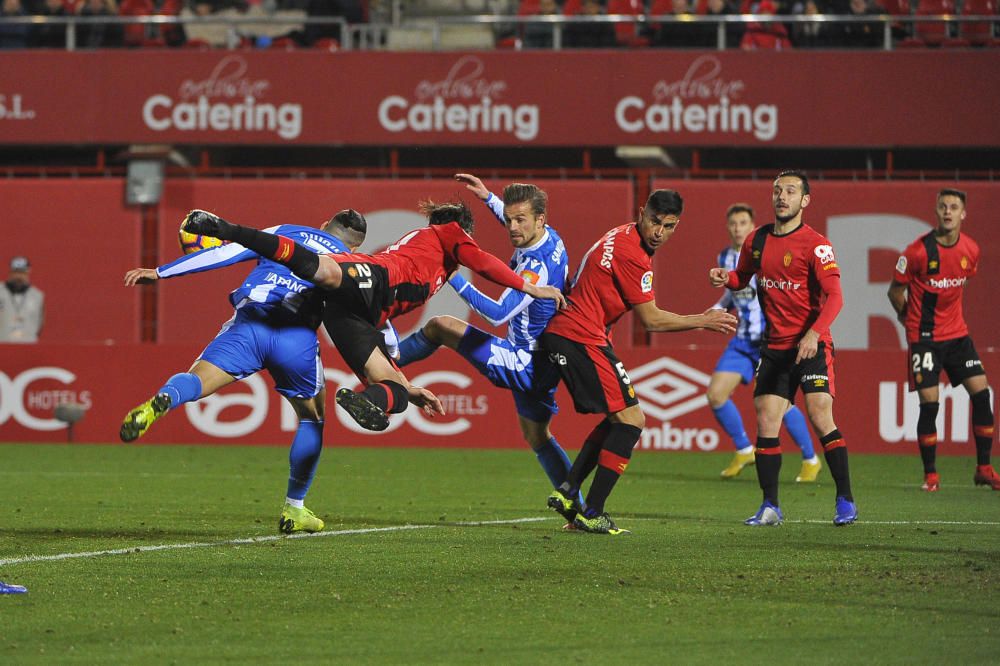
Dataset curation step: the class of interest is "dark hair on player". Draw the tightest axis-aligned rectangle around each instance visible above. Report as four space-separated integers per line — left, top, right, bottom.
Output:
419 199 475 235
775 169 810 195
502 183 548 217
323 208 367 248
726 203 754 220
645 189 684 218
937 188 967 205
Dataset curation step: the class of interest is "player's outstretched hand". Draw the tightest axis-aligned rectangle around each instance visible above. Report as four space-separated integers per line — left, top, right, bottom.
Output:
526 284 568 310
408 385 445 418
700 308 738 334
454 173 490 201
124 268 158 286
709 267 729 288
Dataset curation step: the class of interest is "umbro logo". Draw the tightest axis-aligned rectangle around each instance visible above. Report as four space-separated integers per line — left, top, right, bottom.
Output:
628 357 711 422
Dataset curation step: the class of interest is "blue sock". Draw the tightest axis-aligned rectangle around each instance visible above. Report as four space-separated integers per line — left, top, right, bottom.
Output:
782 406 815 459
397 330 440 367
535 436 586 508
286 420 323 501
712 400 752 450
158 373 202 410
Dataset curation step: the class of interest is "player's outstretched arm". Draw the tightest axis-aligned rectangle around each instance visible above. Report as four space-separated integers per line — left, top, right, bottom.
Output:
455 173 504 225
635 301 737 334
449 273 534 326
124 268 158 286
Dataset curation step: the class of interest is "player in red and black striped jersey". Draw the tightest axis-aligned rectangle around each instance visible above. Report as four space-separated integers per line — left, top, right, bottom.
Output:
182 202 566 433
710 170 857 526
543 190 737 534
888 188 998 492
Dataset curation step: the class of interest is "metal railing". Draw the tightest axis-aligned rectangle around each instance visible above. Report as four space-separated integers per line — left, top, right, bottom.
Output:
0 13 994 51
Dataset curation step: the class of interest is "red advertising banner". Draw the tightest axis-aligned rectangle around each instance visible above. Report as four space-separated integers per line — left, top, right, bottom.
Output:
0 344 994 457
0 51 997 147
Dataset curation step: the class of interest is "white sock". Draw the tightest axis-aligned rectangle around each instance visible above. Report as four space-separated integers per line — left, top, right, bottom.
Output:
285 497 304 508
736 446 754 455
804 455 819 464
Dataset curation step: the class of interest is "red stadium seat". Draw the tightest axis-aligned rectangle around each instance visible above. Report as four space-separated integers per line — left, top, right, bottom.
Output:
313 37 340 50
119 0 154 47
608 0 650 47
959 0 997 46
517 0 541 15
563 0 583 15
912 0 956 46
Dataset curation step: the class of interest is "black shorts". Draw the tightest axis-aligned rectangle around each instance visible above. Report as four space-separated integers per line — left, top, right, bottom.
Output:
322 261 393 379
908 336 985 391
540 332 639 415
754 342 836 401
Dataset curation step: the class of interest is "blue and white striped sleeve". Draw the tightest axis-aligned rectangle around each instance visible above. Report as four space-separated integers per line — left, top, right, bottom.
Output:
156 242 257 278
449 271 536 327
483 192 506 226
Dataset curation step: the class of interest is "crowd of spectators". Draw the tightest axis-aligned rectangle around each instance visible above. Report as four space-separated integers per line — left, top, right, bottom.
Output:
0 0 994 49
0 0 366 48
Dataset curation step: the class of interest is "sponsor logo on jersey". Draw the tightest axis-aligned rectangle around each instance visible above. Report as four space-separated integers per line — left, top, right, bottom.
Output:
929 259 939 270
783 251 792 267
895 255 907 274
758 276 802 291
928 276 966 289
641 271 654 293
814 244 836 264
347 266 358 278
823 262 839 271
520 270 540 285
961 256 969 269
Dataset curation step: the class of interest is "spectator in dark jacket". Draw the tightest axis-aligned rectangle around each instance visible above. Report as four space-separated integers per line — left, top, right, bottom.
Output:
837 0 881 47
0 0 31 48
31 0 68 48
564 0 617 47
78 0 123 47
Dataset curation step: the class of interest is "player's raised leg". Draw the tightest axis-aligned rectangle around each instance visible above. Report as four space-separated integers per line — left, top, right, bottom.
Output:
120 360 232 442
182 209 343 289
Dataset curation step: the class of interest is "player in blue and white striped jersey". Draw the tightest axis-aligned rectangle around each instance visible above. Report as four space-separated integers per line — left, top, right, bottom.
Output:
707 203 821 482
119 210 370 534
397 174 580 510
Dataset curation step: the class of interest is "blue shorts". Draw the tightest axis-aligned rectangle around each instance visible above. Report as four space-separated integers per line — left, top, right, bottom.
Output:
713 337 762 385
199 311 324 399
457 327 558 422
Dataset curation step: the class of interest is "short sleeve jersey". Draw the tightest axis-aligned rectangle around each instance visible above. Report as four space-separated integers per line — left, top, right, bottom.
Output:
334 221 482 322
545 223 655 346
893 231 978 343
733 223 840 350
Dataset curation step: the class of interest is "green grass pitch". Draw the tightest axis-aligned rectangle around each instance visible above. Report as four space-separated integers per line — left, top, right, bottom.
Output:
2 442 999 664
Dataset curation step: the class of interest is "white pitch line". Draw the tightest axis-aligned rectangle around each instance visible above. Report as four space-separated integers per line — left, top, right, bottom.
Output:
787 519 1000 526
0 517 548 567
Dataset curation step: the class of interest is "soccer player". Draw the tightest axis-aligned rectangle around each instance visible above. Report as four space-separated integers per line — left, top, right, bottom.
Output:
709 203 821 482
119 209 369 534
182 200 568 433
887 188 999 492
710 170 858 527
544 190 738 535
396 174 580 510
